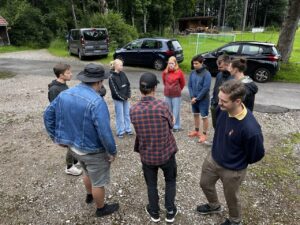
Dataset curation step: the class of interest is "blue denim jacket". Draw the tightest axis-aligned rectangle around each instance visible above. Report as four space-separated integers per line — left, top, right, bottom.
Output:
43 83 117 155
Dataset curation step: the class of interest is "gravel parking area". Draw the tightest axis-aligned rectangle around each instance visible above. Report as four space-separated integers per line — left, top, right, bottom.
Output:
0 50 299 225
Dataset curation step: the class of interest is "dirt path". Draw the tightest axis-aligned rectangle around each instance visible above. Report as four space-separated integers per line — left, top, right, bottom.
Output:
0 50 299 224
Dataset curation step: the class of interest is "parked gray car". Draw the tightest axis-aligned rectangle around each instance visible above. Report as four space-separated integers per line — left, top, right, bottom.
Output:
67 28 109 60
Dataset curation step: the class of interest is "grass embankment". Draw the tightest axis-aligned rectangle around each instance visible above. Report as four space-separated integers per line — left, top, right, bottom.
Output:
0 45 32 53
0 71 16 79
242 133 300 224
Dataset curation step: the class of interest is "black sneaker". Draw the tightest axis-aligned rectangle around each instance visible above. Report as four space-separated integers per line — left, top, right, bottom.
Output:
95 203 119 217
85 194 93 204
165 207 178 223
145 205 160 222
196 203 222 215
220 218 242 225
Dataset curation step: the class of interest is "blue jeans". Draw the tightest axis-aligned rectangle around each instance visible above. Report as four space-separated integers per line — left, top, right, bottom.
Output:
142 154 177 213
113 100 132 136
165 96 181 129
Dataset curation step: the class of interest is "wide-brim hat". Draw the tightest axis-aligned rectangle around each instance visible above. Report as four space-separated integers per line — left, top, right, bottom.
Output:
77 63 109 82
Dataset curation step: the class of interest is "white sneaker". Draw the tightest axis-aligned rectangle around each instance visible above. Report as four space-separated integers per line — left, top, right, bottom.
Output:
65 165 82 176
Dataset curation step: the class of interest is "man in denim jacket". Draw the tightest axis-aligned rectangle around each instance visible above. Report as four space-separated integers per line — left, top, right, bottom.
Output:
44 63 119 217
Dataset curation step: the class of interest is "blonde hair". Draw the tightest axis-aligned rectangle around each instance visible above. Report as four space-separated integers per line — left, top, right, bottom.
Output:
110 59 123 71
164 56 179 73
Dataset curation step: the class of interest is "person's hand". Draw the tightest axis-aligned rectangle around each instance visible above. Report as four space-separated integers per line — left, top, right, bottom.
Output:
172 116 176 125
107 154 116 163
191 97 197 104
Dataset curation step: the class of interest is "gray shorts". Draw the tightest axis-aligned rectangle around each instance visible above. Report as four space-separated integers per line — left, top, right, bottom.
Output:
72 151 111 187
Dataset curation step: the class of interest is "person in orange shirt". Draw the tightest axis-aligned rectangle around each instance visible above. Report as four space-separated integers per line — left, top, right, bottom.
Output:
162 56 185 132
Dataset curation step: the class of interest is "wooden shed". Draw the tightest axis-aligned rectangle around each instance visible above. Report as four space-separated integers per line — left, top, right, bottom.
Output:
178 16 215 33
0 16 10 46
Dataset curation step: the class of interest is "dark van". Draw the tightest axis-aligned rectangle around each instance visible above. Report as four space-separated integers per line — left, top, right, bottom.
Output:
67 28 109 60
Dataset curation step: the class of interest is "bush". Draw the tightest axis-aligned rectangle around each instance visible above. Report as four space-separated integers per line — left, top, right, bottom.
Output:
9 6 53 48
86 12 138 48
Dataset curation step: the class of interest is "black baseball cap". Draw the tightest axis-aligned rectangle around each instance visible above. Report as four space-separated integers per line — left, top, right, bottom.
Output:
139 72 160 89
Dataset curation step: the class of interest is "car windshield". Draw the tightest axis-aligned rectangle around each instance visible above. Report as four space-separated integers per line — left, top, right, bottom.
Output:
83 29 107 41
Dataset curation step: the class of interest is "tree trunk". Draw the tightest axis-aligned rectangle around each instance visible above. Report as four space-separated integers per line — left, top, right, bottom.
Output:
82 0 86 13
222 0 226 27
98 0 108 14
70 0 78 28
242 0 249 31
277 0 300 62
217 0 223 27
143 10 147 33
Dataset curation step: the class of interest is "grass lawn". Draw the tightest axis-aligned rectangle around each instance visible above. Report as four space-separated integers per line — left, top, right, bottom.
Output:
0 45 33 53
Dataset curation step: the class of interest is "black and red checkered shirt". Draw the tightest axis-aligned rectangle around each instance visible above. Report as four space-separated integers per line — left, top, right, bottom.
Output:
130 96 178 165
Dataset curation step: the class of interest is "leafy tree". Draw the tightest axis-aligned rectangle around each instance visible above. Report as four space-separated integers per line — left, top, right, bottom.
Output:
88 12 138 47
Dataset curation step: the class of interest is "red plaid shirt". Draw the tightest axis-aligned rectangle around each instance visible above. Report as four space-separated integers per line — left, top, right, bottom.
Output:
130 96 178 165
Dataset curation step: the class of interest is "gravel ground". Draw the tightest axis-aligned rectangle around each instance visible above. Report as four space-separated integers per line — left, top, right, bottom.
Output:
0 50 299 225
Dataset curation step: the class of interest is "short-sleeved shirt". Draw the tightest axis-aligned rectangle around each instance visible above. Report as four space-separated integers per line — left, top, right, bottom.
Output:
130 96 178 165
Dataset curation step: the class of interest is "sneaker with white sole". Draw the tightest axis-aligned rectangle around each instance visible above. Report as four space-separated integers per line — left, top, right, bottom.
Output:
165 207 178 223
65 165 82 176
145 205 160 222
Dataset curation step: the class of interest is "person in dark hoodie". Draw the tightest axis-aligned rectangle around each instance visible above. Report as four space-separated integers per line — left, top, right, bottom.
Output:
188 55 211 144
48 63 83 176
211 54 233 129
228 58 258 111
109 59 133 138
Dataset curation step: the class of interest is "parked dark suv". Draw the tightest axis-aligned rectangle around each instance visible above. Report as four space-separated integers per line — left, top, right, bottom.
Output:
202 41 280 83
113 38 184 70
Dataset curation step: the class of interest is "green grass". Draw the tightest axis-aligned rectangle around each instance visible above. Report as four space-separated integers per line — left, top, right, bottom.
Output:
0 71 16 79
48 38 69 57
0 45 32 53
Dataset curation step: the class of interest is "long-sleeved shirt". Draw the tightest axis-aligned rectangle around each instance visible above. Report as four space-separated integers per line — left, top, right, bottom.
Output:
188 67 211 101
130 96 178 165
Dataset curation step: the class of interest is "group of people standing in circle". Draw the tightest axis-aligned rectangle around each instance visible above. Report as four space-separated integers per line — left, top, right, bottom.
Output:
44 52 263 225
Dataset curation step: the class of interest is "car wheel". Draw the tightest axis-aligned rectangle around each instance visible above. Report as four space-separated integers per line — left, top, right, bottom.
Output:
253 67 271 83
78 50 84 60
153 59 165 70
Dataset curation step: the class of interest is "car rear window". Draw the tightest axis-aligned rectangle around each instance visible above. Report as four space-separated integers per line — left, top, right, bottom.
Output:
83 29 107 41
168 40 182 50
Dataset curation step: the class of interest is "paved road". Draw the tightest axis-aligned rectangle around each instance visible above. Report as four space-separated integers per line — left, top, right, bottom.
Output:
1 57 300 113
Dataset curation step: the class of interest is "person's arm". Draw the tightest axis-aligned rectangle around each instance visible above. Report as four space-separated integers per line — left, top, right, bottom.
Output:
188 72 193 98
43 99 57 140
92 101 117 156
178 69 185 90
48 87 60 102
162 71 167 85
196 72 211 101
245 133 265 164
109 76 127 101
163 102 174 129
124 73 131 98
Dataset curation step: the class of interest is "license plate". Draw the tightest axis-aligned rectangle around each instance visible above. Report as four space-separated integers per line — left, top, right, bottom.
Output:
176 54 182 57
